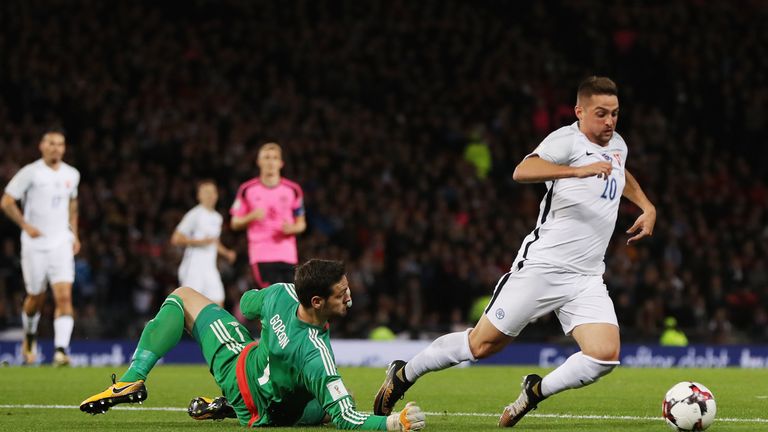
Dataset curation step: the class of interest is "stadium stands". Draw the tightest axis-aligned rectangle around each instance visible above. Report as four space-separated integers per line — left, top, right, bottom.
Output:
1 0 766 343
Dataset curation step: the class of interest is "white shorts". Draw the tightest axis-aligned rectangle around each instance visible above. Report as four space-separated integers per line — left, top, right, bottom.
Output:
178 263 225 304
484 264 618 337
21 242 75 295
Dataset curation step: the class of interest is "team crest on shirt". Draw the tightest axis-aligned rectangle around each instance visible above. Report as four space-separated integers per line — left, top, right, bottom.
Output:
612 153 622 166
495 308 505 320
326 379 349 401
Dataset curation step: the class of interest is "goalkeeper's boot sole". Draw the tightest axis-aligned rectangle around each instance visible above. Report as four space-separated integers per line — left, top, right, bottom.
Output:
80 373 147 414
373 360 413 416
499 374 546 427
188 396 237 420
21 334 38 365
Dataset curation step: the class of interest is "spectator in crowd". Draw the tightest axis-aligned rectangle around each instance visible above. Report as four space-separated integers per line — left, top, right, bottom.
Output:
659 317 688 347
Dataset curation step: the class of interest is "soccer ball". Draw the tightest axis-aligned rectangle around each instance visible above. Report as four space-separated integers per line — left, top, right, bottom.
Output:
662 381 717 431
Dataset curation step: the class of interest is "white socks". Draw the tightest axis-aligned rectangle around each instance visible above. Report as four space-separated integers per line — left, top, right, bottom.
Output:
54 315 74 350
22 312 41 335
540 352 618 397
404 329 476 382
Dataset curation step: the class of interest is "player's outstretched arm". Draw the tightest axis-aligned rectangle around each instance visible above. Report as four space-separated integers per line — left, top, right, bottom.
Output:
386 402 426 432
513 155 612 183
623 169 656 244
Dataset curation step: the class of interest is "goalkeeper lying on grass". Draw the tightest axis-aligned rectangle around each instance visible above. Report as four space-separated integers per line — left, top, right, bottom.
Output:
80 259 426 431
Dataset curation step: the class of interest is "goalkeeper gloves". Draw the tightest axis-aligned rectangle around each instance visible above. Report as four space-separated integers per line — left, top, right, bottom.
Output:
386 401 426 431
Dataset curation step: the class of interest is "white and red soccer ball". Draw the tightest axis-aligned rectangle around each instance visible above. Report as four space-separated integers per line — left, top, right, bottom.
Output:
662 381 717 431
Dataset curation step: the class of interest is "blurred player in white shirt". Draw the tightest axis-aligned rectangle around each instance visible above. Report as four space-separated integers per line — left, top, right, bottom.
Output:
1 130 81 366
374 77 657 428
171 180 236 307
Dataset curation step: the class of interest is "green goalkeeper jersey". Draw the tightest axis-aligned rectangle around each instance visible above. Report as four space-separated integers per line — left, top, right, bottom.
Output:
239 283 388 429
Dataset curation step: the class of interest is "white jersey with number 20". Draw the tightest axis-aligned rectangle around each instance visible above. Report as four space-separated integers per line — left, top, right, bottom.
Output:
512 122 628 275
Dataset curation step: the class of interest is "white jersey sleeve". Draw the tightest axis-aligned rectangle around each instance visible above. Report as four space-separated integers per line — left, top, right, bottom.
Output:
529 127 580 166
175 208 199 237
70 169 80 199
4 164 35 200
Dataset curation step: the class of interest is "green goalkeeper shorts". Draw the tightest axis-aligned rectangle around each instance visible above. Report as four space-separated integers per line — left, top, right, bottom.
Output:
191 304 255 422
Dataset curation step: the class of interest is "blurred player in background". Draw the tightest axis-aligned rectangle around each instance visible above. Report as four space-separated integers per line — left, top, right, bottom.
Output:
171 180 236 307
80 259 426 431
374 76 657 428
230 143 306 287
1 130 81 366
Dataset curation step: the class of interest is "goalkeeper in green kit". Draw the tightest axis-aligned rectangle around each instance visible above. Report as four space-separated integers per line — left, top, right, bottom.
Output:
80 259 426 431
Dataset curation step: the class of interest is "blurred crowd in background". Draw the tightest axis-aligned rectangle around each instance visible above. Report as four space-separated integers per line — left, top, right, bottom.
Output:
1 0 767 344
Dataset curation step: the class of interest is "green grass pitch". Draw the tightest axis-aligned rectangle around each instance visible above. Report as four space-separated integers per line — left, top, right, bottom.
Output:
1 364 766 431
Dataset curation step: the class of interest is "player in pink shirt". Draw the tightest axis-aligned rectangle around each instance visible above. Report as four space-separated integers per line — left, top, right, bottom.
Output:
230 143 306 287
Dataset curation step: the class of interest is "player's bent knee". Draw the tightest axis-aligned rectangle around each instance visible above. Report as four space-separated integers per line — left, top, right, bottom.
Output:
582 345 620 362
469 339 505 359
54 294 73 306
172 286 215 308
172 286 197 298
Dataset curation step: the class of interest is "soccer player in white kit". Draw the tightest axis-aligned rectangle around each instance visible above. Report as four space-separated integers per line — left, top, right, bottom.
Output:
373 77 657 428
171 180 236 307
1 130 81 366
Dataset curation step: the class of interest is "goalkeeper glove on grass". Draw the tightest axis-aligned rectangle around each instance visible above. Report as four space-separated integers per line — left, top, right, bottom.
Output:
386 401 425 431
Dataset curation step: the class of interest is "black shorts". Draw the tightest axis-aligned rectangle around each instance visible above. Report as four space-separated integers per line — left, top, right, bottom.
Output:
250 262 295 288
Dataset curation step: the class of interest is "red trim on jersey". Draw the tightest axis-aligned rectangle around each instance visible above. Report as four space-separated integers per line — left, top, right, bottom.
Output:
236 341 261 427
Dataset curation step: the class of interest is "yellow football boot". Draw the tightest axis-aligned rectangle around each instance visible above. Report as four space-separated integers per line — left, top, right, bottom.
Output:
80 373 147 414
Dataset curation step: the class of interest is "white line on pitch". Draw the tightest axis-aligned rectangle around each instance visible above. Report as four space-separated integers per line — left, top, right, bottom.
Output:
0 404 766 424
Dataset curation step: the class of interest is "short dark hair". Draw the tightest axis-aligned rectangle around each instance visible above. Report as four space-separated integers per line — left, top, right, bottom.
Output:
577 76 618 103
295 259 345 307
41 127 66 140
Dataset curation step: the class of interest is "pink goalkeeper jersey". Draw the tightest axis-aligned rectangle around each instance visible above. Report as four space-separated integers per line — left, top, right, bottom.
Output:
230 177 305 264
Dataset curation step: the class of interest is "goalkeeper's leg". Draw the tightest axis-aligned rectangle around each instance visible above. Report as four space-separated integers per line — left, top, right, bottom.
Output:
81 287 215 414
